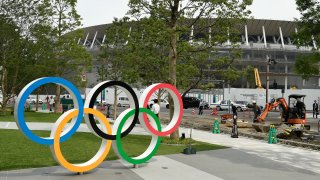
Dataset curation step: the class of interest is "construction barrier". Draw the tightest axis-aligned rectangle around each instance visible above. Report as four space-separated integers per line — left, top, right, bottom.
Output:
41 104 46 110
212 120 220 134
268 125 278 144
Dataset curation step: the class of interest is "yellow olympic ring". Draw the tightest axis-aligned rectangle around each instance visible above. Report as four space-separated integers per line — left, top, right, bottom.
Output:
50 108 112 173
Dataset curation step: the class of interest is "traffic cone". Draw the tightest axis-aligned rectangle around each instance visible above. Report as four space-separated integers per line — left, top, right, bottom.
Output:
212 120 220 134
211 107 218 116
192 109 195 115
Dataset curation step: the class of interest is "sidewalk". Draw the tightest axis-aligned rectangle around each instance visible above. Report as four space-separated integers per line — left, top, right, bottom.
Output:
1 122 320 179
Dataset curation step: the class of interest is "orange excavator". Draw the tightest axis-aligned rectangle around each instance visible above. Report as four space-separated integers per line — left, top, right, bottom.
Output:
257 94 307 125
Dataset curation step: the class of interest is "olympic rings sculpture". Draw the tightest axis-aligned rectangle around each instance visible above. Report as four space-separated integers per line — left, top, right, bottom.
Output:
14 77 183 172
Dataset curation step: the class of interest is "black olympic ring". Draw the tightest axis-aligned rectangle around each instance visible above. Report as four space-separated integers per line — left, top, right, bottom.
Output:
87 81 139 140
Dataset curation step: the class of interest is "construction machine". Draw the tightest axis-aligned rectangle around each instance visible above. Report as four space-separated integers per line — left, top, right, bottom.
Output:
257 94 307 126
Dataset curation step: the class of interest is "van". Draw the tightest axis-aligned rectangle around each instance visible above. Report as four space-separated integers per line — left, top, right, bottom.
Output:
117 97 129 107
182 97 200 109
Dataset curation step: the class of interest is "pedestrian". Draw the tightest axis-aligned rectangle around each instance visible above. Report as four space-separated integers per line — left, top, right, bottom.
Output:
61 96 67 113
46 96 49 103
49 96 54 112
313 100 318 118
231 103 237 117
151 99 160 118
198 99 205 115
252 101 261 123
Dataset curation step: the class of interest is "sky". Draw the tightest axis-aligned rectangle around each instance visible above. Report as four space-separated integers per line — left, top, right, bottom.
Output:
76 0 301 28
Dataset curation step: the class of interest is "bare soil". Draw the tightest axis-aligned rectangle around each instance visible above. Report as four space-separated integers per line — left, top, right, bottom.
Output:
160 113 320 150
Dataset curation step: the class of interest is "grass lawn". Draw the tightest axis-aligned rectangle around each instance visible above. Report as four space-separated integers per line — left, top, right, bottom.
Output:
0 111 104 124
0 130 226 171
0 111 63 123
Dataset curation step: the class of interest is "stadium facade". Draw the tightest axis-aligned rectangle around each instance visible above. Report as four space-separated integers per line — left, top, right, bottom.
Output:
78 19 318 90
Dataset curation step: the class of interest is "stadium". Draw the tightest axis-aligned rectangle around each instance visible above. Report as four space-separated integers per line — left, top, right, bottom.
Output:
77 19 317 90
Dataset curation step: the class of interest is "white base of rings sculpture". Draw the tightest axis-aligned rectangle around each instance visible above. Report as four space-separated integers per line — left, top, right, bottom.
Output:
14 77 183 173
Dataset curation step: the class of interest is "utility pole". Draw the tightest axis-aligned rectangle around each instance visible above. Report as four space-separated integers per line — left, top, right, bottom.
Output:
266 56 277 104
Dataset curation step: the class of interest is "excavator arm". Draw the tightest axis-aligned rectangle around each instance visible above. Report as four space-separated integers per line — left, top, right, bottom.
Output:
257 98 288 122
254 68 263 89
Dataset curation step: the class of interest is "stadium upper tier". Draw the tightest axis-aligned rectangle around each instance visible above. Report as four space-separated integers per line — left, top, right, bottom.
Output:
77 19 315 52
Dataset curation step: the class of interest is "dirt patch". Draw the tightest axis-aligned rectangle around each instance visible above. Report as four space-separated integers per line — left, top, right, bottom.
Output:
159 113 320 150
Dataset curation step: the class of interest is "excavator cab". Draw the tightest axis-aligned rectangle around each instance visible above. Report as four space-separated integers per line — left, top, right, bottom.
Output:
287 94 306 124
257 94 307 125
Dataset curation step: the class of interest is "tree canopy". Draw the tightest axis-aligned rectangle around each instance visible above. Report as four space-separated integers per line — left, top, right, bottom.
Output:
107 0 253 138
294 0 320 80
0 0 92 113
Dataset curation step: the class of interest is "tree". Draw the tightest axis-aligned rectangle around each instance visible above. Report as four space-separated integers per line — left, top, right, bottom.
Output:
0 0 50 113
125 0 252 138
0 0 91 113
242 65 255 88
295 53 320 80
41 0 92 112
294 0 320 79
96 20 138 119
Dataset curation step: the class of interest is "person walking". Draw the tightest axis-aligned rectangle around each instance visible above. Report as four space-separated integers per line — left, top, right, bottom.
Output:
198 99 205 115
313 100 318 119
151 99 160 118
49 96 54 112
46 96 49 103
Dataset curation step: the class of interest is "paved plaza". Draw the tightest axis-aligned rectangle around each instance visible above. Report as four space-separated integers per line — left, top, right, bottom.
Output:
0 122 320 179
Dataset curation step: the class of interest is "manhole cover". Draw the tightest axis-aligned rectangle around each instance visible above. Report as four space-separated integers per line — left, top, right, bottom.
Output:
115 172 123 175
162 167 168 169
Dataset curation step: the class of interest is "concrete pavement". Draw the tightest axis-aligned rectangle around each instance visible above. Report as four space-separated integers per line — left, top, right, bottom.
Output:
0 121 320 179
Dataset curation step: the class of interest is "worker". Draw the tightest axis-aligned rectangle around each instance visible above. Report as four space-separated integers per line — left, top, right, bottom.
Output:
231 103 237 116
198 99 205 115
296 98 305 118
313 100 318 119
252 101 261 123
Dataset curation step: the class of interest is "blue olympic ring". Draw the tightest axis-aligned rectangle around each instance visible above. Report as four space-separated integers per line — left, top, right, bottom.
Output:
14 77 84 145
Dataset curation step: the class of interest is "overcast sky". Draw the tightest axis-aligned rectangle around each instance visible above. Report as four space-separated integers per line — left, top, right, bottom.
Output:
77 0 301 28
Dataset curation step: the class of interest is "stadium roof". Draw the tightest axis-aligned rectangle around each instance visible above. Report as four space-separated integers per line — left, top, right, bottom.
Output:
80 19 297 40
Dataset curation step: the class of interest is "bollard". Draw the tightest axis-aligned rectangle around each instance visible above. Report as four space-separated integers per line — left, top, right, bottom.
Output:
268 125 278 144
231 114 238 138
212 120 220 134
